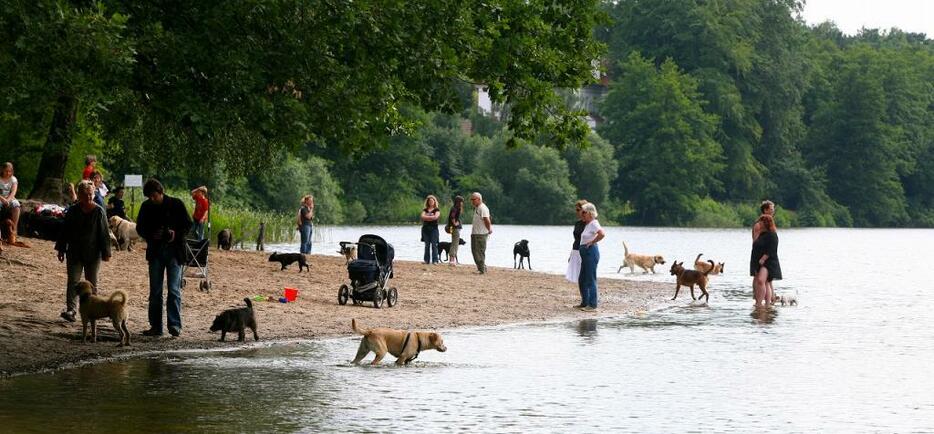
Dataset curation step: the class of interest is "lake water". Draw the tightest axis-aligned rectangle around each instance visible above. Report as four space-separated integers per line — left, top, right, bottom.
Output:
3 226 934 432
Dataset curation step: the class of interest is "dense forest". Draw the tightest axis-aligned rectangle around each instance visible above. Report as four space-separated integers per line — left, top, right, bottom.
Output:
2 1 932 227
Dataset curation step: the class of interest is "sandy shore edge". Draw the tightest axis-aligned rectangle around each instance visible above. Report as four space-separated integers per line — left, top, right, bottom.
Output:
0 238 667 377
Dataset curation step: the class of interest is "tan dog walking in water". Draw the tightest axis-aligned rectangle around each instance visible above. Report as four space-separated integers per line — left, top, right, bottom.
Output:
351 319 447 365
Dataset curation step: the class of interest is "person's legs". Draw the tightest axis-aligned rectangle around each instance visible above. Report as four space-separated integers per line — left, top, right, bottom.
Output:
766 281 775 305
83 259 101 293
430 229 440 264
165 251 182 335
449 229 460 264
192 221 204 240
148 253 166 333
307 224 314 253
10 202 20 233
423 241 431 264
476 234 487 273
754 267 769 306
581 245 599 308
588 245 600 307
64 258 84 314
298 224 308 254
471 235 482 272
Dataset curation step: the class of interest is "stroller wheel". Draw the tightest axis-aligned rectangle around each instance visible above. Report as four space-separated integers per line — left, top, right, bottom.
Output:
199 280 211 292
338 284 349 305
386 287 398 307
372 289 383 309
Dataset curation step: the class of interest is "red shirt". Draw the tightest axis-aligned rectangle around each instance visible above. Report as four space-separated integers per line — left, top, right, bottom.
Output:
192 195 209 221
82 165 94 180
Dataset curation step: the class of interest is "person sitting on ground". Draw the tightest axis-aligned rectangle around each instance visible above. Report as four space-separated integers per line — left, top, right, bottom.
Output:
0 162 22 236
107 186 127 219
55 180 112 322
190 186 209 240
82 155 97 181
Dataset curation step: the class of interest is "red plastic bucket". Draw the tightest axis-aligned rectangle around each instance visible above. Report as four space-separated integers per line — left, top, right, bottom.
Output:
284 287 299 302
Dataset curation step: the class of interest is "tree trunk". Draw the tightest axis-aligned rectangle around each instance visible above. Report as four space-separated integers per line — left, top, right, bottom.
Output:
29 95 77 202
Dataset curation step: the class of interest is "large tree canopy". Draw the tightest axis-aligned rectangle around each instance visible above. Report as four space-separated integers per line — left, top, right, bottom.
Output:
0 0 604 196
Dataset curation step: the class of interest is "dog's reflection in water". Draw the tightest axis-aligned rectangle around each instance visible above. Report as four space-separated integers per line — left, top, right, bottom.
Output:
750 306 778 324
575 319 598 340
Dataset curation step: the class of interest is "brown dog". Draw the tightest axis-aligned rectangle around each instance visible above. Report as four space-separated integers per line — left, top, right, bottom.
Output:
670 260 714 302
619 241 665 274
76 281 131 346
693 253 724 275
351 319 447 366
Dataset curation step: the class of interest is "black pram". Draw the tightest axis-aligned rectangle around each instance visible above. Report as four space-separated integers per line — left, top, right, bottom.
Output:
338 234 397 308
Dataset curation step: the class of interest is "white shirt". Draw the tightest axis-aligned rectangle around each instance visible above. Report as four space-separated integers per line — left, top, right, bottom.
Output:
472 203 491 235
580 219 603 245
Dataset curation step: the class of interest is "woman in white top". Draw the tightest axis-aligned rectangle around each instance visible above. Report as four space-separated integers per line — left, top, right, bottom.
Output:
578 203 605 311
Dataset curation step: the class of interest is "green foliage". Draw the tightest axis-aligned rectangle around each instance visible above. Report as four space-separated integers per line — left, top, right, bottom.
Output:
599 53 723 225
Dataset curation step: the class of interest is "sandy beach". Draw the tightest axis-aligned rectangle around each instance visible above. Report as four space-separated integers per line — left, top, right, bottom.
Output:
0 238 666 377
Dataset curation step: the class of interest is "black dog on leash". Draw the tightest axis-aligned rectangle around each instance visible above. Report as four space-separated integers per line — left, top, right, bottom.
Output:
438 239 466 262
209 298 259 342
268 252 309 272
513 239 531 269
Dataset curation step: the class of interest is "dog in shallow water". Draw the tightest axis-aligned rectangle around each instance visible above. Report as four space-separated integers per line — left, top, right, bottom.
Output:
669 260 714 302
210 298 259 342
268 251 309 272
513 239 531 269
619 241 664 274
76 281 130 346
351 318 447 366
438 239 466 262
693 253 724 275
217 228 233 250
772 294 798 306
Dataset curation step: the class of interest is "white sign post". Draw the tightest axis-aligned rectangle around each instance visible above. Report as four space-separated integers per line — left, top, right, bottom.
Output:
124 175 143 220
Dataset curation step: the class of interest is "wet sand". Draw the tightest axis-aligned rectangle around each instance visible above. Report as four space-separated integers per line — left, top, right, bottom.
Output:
0 238 667 377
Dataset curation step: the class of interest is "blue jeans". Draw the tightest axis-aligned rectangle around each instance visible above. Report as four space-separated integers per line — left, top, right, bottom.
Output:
148 246 182 332
422 225 439 263
299 223 313 254
578 244 600 308
191 221 205 240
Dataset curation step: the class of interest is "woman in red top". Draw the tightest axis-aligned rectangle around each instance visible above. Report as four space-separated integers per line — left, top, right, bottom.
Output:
190 186 210 240
81 155 97 180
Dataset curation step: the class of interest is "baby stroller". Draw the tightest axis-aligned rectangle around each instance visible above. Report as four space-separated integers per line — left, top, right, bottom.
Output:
338 234 397 308
181 238 212 292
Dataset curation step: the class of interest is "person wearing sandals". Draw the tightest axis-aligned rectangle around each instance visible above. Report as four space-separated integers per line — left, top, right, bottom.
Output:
55 180 112 322
566 199 588 302
578 203 605 312
420 195 441 264
446 195 464 266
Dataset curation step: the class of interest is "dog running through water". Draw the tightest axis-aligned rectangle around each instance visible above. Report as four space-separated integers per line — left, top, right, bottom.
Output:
351 319 447 366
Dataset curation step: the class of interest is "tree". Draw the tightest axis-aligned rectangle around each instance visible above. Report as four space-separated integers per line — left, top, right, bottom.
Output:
2 1 606 196
599 53 723 225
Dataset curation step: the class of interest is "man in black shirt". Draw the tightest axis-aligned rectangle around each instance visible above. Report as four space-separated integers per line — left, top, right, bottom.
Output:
107 186 127 219
136 179 192 337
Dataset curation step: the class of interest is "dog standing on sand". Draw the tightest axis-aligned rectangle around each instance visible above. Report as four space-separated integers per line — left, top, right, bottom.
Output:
438 239 465 262
76 281 130 346
338 242 357 264
108 215 140 251
217 228 233 250
351 319 447 366
513 239 531 269
669 260 714 302
268 251 309 272
209 298 259 342
619 241 665 274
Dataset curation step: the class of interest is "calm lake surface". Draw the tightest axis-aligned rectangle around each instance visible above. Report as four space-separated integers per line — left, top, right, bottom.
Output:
3 225 934 432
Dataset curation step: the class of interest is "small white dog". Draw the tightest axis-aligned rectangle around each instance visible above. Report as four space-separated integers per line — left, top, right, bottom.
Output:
772 293 798 306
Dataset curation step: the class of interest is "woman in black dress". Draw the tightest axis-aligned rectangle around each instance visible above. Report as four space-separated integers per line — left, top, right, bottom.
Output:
751 214 781 306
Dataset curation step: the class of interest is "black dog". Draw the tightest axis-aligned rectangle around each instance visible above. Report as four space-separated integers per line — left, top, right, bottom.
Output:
513 239 531 269
268 251 309 272
217 228 233 251
438 239 466 262
209 298 259 342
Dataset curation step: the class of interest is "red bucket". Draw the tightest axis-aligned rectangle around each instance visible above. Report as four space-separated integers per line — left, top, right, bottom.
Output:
284 287 299 302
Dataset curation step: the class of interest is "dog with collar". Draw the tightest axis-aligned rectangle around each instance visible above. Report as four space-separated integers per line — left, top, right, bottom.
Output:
670 260 714 302
351 318 446 365
513 239 531 269
619 241 665 274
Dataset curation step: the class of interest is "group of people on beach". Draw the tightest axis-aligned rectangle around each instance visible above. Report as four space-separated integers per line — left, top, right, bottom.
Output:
419 192 492 273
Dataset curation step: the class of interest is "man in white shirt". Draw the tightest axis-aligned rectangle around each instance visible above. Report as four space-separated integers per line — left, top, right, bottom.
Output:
469 192 492 274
